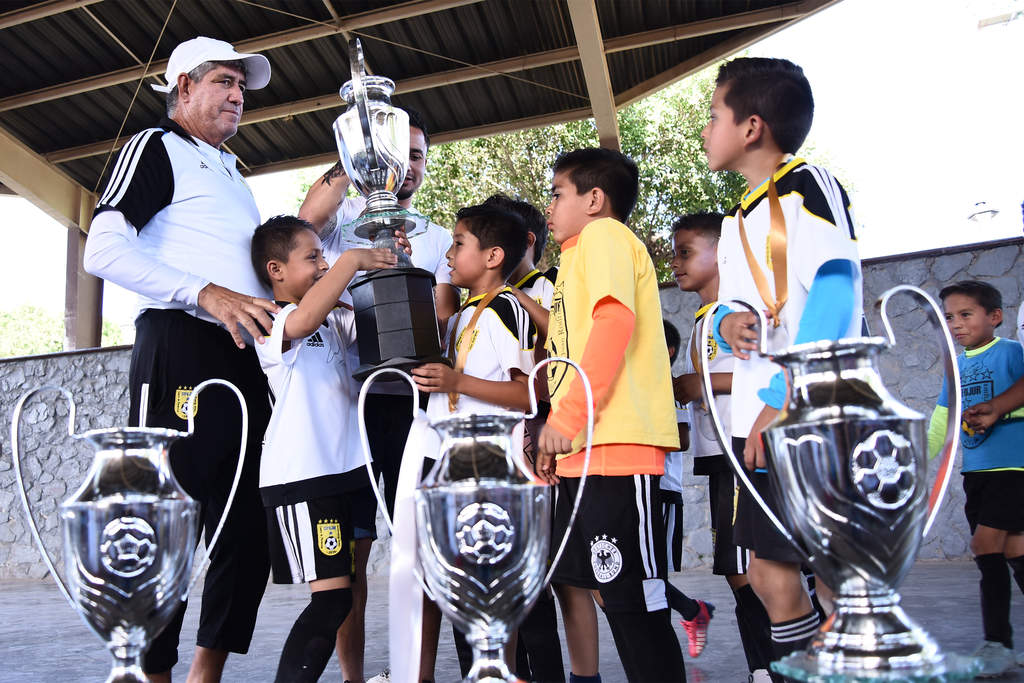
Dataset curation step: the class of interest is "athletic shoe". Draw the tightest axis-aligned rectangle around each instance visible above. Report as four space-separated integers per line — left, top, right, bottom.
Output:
972 641 1014 678
367 668 391 683
681 600 715 658
748 669 772 682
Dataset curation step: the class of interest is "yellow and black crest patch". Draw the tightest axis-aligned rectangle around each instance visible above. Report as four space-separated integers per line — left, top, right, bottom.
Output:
173 386 197 421
317 519 342 556
705 333 719 362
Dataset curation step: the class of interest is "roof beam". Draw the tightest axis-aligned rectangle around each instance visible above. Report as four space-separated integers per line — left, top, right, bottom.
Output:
0 0 101 30
566 0 619 150
0 125 97 233
0 0 482 112
615 0 841 108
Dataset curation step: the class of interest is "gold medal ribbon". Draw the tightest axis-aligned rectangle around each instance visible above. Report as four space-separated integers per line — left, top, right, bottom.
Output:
737 173 788 327
447 286 503 412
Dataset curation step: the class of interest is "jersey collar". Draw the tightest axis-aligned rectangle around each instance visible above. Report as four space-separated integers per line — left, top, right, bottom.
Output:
694 301 716 320
159 116 199 147
740 156 805 210
964 336 1000 357
514 269 541 289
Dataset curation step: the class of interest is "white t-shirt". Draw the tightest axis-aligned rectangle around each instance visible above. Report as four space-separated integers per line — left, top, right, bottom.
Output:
256 304 367 505
717 158 862 437
515 269 556 310
426 289 536 420
682 302 734 459
660 404 688 494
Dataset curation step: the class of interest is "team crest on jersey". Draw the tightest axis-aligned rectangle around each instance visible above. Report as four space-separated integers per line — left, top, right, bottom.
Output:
317 519 342 556
590 535 622 583
456 328 479 352
705 333 718 361
173 386 197 420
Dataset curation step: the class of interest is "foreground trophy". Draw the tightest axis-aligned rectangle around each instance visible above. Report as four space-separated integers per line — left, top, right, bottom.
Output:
357 358 593 683
11 380 248 682
333 38 444 379
701 285 977 681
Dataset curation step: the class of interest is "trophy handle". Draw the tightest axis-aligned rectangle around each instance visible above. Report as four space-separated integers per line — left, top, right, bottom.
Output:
181 378 249 600
524 357 595 588
698 301 803 551
10 385 78 608
348 39 380 173
878 285 962 537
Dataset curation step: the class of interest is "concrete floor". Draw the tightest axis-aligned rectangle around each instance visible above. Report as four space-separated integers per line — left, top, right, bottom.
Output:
1 560 1021 682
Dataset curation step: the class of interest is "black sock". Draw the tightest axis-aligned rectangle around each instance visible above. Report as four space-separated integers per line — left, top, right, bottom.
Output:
770 611 819 662
976 553 1013 649
734 583 773 671
568 675 601 683
1007 554 1024 596
802 566 828 623
275 587 353 683
667 582 701 621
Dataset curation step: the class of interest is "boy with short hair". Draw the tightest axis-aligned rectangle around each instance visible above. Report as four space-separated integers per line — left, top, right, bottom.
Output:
929 280 1024 677
536 147 686 682
669 212 774 680
250 215 397 682
704 57 861 676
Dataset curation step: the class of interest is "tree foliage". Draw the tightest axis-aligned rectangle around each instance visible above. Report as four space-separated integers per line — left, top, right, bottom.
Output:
0 305 127 358
415 67 747 279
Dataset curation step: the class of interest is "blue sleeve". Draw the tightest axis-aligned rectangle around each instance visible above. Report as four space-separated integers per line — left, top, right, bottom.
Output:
712 303 734 353
936 370 949 409
756 259 857 410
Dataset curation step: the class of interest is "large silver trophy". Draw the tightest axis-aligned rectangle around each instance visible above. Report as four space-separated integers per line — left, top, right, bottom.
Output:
701 285 978 681
334 38 445 378
11 380 248 682
358 358 593 683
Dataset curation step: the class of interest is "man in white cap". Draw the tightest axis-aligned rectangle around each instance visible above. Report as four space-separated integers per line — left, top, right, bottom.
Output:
85 36 276 682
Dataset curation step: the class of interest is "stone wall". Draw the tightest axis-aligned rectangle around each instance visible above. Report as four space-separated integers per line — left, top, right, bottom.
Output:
660 236 1024 568
2 237 1022 577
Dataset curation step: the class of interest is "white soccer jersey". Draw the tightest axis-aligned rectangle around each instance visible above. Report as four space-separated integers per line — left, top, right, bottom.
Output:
660 403 688 494
683 302 735 459
426 289 536 420
514 269 555 310
717 158 862 437
256 304 367 505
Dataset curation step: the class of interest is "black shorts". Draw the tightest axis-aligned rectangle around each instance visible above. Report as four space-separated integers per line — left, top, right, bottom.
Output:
551 474 669 613
131 310 272 673
267 495 355 584
356 393 416 532
964 470 1024 534
707 470 749 576
661 488 684 572
732 437 805 564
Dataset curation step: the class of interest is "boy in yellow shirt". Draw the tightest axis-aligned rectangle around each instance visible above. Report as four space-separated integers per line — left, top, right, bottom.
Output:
536 148 685 682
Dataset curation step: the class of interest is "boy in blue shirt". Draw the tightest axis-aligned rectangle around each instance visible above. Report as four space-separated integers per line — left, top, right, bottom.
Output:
929 280 1024 677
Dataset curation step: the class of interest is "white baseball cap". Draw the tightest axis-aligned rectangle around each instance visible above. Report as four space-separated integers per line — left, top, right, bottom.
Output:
150 36 271 93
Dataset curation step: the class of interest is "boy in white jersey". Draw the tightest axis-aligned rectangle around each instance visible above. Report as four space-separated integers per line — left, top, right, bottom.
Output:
704 57 861 677
670 212 775 680
250 215 396 682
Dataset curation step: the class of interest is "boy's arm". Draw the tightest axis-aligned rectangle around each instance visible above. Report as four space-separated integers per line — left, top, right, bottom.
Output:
298 162 352 233
511 288 550 338
410 365 531 411
283 248 396 340
673 372 732 404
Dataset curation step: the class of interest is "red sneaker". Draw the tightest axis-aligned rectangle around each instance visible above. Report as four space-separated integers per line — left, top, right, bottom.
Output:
681 600 715 658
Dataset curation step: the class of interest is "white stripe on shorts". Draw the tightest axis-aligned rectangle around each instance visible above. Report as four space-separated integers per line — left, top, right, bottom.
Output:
634 474 657 578
276 502 319 583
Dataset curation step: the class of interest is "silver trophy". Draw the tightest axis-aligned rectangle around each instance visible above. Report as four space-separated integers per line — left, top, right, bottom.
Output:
358 358 593 683
334 38 445 379
11 380 248 683
701 285 978 681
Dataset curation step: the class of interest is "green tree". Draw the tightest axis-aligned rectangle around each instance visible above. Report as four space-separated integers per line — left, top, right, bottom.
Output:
0 305 129 358
414 67 747 279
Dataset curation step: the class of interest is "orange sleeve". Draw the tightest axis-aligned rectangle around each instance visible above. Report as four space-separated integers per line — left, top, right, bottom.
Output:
547 296 635 441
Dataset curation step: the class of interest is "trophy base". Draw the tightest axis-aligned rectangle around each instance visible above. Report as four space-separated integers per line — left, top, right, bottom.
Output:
771 593 981 681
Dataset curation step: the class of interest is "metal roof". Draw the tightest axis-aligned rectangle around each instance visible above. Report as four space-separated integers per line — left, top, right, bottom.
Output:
0 0 838 200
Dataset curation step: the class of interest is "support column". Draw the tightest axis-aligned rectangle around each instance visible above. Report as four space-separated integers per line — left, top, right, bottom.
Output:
64 217 102 350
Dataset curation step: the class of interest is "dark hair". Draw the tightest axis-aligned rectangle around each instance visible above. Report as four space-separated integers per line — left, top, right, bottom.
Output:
715 57 814 154
663 319 681 364
251 215 316 288
939 280 1003 322
455 203 529 279
482 194 547 265
552 148 640 222
671 211 724 242
406 107 430 149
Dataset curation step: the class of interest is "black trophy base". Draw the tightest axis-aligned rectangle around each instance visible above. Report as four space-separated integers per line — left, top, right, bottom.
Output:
350 266 446 381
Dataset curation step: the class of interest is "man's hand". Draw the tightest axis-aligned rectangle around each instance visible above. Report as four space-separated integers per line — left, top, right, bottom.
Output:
719 311 765 360
344 248 399 272
743 404 779 470
197 283 279 349
963 402 999 433
410 363 459 393
672 373 703 404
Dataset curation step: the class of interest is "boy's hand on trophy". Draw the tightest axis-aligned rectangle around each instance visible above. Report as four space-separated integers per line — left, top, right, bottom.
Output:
394 230 413 256
348 247 398 271
410 363 459 393
745 405 779 470
720 311 760 360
